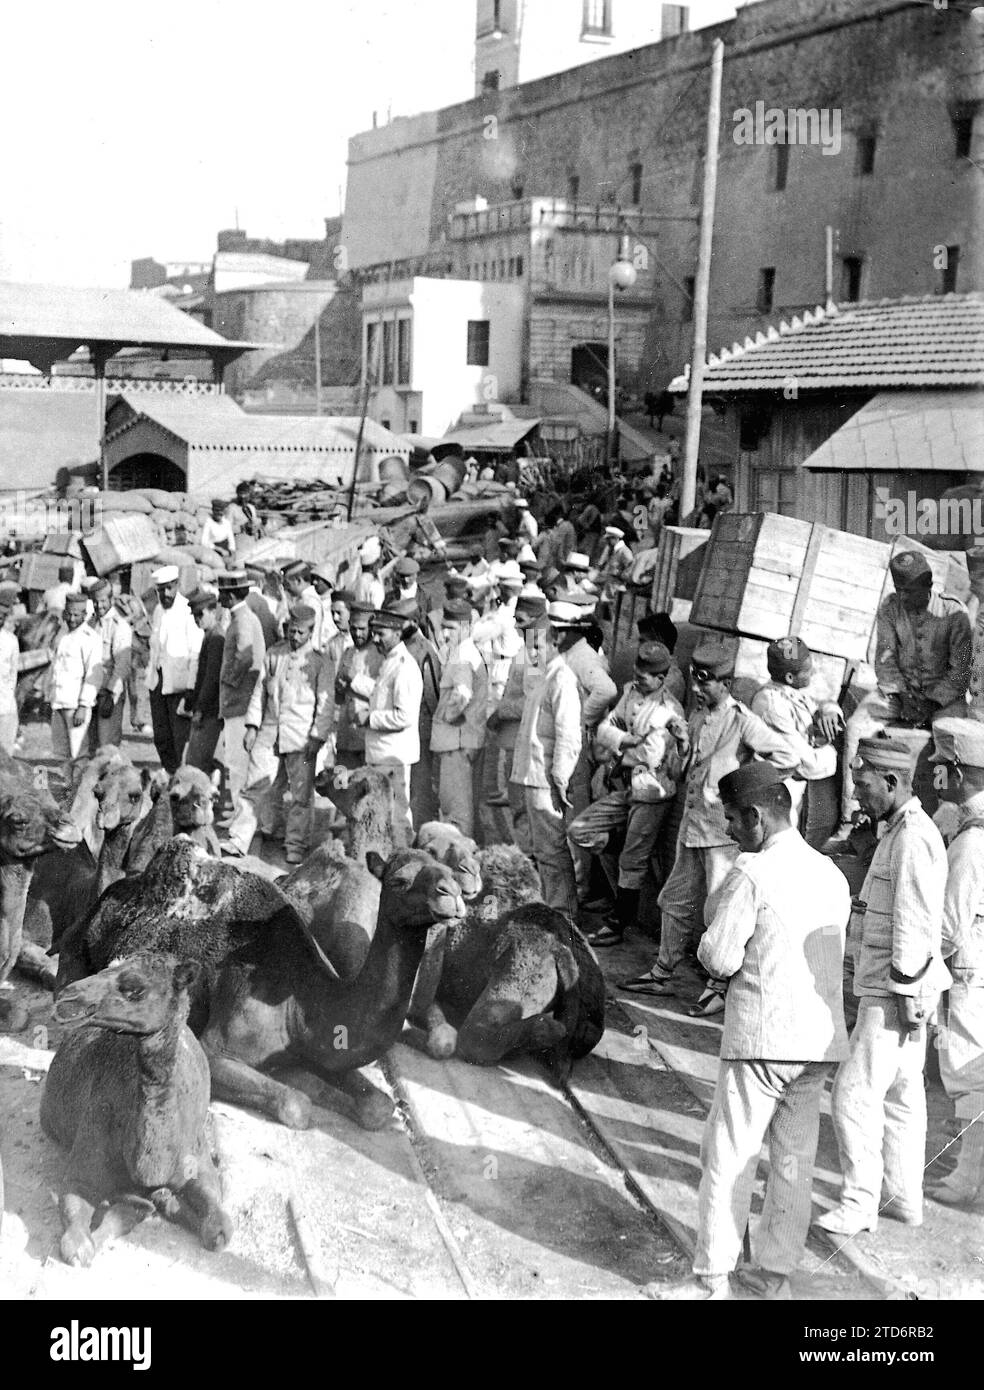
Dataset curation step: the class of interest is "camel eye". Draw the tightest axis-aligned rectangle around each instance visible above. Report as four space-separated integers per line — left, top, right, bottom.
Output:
120 983 145 1001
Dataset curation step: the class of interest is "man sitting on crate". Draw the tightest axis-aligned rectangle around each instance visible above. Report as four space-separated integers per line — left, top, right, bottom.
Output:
823 550 972 855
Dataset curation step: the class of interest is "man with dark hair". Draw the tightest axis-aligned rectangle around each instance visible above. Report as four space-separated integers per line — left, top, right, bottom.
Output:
652 761 850 1301
639 612 685 704
816 737 950 1237
216 570 266 854
826 549 971 851
183 590 224 773
88 577 132 749
392 598 442 828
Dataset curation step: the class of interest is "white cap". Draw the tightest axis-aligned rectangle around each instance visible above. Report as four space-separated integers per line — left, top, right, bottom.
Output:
604 524 626 538
515 497 529 509
360 536 382 565
490 559 523 585
517 544 537 564
546 601 589 628
563 552 591 572
151 565 180 585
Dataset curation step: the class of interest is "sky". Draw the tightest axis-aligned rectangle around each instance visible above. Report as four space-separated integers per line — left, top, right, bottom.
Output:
0 0 737 288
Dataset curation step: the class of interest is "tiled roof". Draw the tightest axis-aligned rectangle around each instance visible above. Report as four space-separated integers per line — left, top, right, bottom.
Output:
803 391 984 473
107 392 407 454
669 295 984 393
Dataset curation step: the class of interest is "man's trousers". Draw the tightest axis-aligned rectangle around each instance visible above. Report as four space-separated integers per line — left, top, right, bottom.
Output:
567 791 671 892
185 714 222 774
654 840 741 975
524 785 578 925
695 1059 832 1277
149 685 190 775
829 996 929 1222
437 747 481 839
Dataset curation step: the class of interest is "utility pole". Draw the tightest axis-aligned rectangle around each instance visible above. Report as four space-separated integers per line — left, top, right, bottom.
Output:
314 312 322 415
825 225 835 309
681 37 724 522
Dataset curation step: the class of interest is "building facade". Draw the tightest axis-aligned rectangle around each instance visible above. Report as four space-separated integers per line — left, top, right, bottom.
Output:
343 0 984 394
362 276 525 437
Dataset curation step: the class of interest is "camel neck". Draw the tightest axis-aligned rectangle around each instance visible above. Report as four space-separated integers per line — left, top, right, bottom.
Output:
137 1014 182 1089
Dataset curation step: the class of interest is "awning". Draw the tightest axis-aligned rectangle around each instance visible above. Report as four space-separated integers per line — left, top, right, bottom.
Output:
802 390 984 472
440 419 540 452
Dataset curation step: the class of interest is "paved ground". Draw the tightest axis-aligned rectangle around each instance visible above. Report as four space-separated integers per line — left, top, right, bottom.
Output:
2 715 982 1300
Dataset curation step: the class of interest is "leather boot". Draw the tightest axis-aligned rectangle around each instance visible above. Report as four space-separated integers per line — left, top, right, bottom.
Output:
928 1121 984 1206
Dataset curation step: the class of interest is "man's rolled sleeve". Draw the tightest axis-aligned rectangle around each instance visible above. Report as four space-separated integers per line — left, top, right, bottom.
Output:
698 866 758 981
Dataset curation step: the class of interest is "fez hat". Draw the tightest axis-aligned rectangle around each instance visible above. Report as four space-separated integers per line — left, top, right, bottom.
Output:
889 550 932 589
692 641 735 679
853 735 916 775
930 717 984 769
767 635 813 679
635 641 671 675
719 761 790 808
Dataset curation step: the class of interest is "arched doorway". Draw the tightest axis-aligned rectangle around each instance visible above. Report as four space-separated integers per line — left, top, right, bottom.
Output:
108 453 185 492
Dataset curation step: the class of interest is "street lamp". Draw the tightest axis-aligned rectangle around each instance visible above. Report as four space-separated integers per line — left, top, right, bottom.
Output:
607 234 637 468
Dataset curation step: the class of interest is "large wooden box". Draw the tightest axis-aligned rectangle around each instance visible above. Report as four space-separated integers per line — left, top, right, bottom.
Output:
690 513 891 662
18 552 84 593
82 514 161 576
651 526 710 612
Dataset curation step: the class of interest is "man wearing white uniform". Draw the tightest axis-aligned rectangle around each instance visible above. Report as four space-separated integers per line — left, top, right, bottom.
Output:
926 717 984 1208
750 636 840 825
351 607 423 836
50 591 102 791
816 736 950 1237
653 761 850 1300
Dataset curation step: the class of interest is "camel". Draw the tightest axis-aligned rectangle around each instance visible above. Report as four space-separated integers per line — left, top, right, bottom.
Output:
42 952 232 1267
0 755 82 1031
55 839 465 1130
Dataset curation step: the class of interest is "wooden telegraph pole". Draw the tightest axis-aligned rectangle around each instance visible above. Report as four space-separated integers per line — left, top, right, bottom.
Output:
681 37 724 522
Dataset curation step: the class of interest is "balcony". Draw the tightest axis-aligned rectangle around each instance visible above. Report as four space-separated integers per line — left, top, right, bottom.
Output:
448 198 666 241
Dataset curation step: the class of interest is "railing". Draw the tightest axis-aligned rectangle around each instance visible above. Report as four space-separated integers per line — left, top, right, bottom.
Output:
449 198 664 240
0 374 222 395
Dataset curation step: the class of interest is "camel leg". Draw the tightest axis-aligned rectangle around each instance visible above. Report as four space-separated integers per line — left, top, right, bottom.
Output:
17 939 57 990
91 1197 154 1250
206 1050 312 1130
402 1002 458 1061
59 1192 97 1267
178 1152 233 1253
317 1067 394 1132
0 990 29 1033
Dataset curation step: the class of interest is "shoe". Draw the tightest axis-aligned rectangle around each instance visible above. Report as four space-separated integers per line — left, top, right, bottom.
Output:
688 988 726 1018
485 792 510 807
881 1203 922 1226
646 1274 729 1301
926 1181 980 1209
733 1267 792 1301
620 968 675 996
813 1207 876 1237
585 924 623 948
284 851 305 865
580 895 614 913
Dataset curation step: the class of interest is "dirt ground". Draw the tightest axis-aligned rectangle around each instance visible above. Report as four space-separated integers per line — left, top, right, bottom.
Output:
2 713 982 1301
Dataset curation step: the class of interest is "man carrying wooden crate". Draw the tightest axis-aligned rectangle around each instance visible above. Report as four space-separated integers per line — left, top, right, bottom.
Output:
621 641 800 1017
824 550 972 853
750 636 840 833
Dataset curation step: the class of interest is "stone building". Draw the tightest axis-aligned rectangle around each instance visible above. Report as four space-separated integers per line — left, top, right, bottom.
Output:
342 0 984 396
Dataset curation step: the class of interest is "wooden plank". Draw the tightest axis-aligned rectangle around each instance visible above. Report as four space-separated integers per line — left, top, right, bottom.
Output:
788 523 828 633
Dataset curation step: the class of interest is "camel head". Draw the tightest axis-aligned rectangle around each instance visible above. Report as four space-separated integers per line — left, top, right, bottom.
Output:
94 764 151 832
413 823 483 902
0 780 82 863
55 953 199 1036
169 766 219 833
455 910 580 1067
318 763 395 824
366 849 465 929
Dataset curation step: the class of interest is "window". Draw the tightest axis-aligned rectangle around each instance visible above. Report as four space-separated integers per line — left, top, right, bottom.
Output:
467 320 490 367
397 317 412 385
490 260 496 279
661 3 689 38
756 267 776 314
508 257 516 276
381 319 395 385
409 419 419 434
381 419 391 431
630 161 643 205
482 262 488 278
482 69 501 92
773 140 789 192
516 254 524 277
499 259 506 277
953 104 977 160
936 245 960 295
739 403 772 452
510 178 524 199
842 256 863 302
365 321 379 380
582 0 611 36
683 275 695 320
856 133 876 176
568 173 580 202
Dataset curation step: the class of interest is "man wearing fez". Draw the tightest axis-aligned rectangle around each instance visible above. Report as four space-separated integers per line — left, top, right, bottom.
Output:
239 603 333 863
387 556 429 632
488 587 549 855
215 569 266 849
816 737 950 1237
826 549 971 851
750 636 840 825
333 600 382 771
201 497 236 560
349 608 424 836
281 561 321 648
182 589 225 773
924 718 984 1208
391 597 442 829
88 577 132 750
653 762 850 1301
622 641 798 1016
147 565 202 774
567 641 688 948
50 591 102 790
430 598 487 838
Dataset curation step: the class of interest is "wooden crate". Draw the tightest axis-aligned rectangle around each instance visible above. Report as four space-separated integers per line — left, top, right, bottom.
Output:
651 526 710 612
690 512 892 662
82 514 161 576
18 552 84 593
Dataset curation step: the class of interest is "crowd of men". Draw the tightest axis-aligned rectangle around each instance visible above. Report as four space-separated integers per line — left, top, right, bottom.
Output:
7 471 983 1300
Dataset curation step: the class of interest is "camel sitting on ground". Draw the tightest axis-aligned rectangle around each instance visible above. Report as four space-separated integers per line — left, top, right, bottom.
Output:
42 952 232 1267
55 839 465 1130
